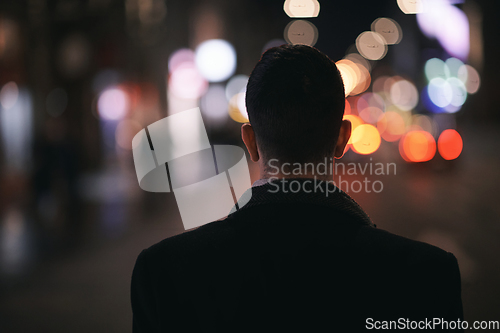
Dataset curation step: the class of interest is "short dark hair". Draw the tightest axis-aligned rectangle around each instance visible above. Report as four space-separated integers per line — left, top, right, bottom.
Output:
246 44 345 164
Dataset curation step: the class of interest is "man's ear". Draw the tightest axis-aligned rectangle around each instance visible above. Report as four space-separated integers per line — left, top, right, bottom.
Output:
334 119 352 158
241 123 260 162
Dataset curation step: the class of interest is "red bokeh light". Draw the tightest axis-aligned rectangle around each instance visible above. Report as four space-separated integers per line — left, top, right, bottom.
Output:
438 129 463 160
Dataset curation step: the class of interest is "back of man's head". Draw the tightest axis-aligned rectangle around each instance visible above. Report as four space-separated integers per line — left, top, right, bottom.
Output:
246 44 345 165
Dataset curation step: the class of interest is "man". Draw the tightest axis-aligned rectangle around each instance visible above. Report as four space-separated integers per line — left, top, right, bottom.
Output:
131 44 463 332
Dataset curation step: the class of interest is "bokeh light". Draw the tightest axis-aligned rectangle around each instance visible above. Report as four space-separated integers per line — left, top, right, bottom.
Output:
343 114 363 145
195 39 237 82
417 0 469 60
0 81 19 109
355 31 387 61
457 64 480 94
336 59 371 97
425 58 450 82
371 18 402 45
399 130 436 162
390 79 418 111
336 60 358 96
344 99 351 115
0 18 20 60
58 34 91 78
372 76 389 96
345 53 372 72
200 84 229 123
428 78 453 108
438 129 463 160
357 92 385 124
445 57 464 78
377 111 406 142
225 75 248 101
168 62 208 99
447 77 467 108
115 119 142 150
358 92 385 112
350 63 371 96
284 0 320 18
410 114 438 136
359 106 383 124
228 92 248 123
284 20 319 46
397 0 423 14
168 48 195 73
351 124 381 155
97 87 129 121
0 88 32 171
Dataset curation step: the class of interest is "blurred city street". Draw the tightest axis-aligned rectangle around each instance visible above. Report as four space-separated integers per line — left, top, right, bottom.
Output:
0 0 499 332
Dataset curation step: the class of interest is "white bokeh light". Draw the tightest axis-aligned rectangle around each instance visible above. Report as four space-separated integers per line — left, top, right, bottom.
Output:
225 75 248 101
428 78 453 108
97 88 129 120
447 77 467 108
416 0 469 60
0 81 19 110
195 39 237 83
355 31 387 61
390 80 419 111
200 84 229 122
169 62 208 99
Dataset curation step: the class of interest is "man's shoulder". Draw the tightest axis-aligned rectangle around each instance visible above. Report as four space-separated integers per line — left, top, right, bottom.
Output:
357 226 458 274
142 211 455 268
142 215 235 260
359 226 449 255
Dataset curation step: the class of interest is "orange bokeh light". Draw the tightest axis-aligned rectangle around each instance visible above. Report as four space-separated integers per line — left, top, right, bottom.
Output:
399 130 436 162
344 99 351 115
438 129 463 160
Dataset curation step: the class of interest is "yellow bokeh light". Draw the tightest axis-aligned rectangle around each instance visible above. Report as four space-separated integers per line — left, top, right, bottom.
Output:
336 60 358 96
228 93 248 123
350 63 371 96
336 59 371 96
343 114 363 144
351 124 381 155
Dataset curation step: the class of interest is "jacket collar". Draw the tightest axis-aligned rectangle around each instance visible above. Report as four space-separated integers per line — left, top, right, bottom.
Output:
230 178 376 228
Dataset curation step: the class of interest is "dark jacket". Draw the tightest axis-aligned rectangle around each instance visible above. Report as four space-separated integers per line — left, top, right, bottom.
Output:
131 179 464 332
